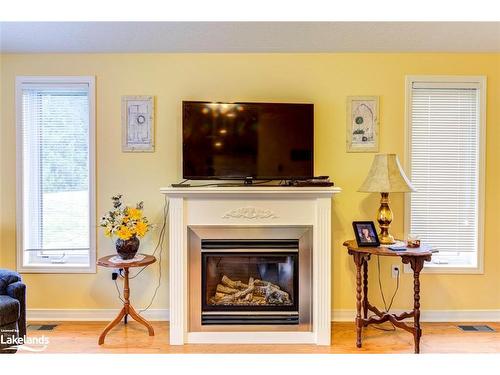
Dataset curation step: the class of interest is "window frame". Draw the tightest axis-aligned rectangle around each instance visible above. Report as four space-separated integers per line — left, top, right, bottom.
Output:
15 76 96 273
404 75 486 274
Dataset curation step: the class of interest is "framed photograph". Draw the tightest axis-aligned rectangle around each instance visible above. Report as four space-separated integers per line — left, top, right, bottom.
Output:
352 221 380 247
346 96 379 153
122 96 155 152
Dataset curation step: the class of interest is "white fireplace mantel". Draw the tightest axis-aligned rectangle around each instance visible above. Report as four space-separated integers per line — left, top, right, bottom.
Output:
161 186 341 345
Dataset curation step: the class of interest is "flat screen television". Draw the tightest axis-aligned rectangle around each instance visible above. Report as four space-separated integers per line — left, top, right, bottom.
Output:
182 101 314 180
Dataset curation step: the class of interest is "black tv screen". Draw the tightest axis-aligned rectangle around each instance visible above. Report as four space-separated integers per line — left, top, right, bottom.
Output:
182 101 314 180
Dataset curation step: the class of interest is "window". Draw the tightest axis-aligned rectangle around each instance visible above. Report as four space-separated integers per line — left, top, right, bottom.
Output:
16 76 96 273
405 76 486 273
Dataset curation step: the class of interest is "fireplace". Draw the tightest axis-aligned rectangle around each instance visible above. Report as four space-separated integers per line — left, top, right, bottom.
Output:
189 227 312 332
163 185 338 345
201 239 299 325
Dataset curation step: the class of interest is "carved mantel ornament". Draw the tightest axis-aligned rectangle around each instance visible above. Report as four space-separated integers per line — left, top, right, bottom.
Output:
222 207 278 219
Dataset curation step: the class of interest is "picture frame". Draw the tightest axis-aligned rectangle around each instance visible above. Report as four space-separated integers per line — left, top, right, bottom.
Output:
346 96 379 153
121 96 155 152
352 221 380 247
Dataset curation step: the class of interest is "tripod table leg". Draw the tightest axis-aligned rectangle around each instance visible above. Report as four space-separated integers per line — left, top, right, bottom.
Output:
98 307 126 345
128 305 155 336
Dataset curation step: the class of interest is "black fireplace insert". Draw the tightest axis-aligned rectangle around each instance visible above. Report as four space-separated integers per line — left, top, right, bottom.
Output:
200 239 300 325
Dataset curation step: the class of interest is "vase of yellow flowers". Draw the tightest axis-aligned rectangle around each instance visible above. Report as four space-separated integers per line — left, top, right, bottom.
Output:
100 194 151 260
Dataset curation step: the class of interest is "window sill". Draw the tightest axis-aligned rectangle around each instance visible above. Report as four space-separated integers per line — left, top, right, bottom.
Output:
17 263 96 274
404 262 483 275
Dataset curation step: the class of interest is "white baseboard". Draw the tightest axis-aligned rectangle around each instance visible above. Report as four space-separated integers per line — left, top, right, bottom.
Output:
27 309 169 322
27 308 499 322
331 309 500 322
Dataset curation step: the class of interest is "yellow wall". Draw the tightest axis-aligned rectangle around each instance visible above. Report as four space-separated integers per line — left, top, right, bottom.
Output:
1 53 499 313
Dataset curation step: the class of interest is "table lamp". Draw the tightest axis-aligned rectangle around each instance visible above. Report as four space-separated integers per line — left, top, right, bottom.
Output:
358 154 415 245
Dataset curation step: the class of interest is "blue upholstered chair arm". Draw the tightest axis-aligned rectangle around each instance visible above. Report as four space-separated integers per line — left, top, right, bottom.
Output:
6 282 26 338
0 269 27 340
0 269 21 294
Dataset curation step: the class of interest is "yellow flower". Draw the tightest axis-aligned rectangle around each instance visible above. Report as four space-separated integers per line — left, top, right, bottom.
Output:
135 221 148 237
128 208 142 221
104 227 113 237
116 225 132 240
122 216 129 223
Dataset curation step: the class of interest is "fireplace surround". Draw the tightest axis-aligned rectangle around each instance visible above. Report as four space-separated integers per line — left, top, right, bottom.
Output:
162 186 340 345
188 227 312 332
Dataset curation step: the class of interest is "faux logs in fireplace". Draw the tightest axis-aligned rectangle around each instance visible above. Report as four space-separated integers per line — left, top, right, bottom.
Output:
209 275 293 306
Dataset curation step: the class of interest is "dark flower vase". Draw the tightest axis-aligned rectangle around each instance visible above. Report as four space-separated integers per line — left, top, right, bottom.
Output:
115 236 140 260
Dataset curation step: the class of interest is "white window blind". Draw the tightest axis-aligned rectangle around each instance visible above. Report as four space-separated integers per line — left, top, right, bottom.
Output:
408 79 484 269
17 77 95 272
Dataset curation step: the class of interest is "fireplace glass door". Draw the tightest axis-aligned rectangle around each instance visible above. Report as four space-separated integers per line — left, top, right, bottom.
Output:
202 251 299 312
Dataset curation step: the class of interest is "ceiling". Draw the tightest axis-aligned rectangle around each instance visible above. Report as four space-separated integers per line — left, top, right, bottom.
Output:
1 22 499 53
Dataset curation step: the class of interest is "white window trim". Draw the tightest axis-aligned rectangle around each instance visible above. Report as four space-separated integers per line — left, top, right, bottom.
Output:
404 75 486 275
15 76 96 273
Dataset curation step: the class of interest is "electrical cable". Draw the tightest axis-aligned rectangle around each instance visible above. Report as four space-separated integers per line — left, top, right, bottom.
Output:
377 256 390 311
128 195 168 279
138 242 163 314
137 196 169 314
386 266 400 313
113 195 168 315
114 278 125 304
368 255 400 332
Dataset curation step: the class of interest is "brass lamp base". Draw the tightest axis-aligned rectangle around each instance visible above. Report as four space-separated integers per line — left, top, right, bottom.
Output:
377 192 395 245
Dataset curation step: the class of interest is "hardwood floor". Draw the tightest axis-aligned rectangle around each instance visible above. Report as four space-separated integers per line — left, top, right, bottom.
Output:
23 321 500 354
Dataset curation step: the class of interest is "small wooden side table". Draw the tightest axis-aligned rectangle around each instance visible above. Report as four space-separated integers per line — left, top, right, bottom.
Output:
97 254 156 345
343 240 434 354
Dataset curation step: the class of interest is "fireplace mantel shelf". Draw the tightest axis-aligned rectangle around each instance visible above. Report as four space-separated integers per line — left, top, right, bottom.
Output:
161 185 340 346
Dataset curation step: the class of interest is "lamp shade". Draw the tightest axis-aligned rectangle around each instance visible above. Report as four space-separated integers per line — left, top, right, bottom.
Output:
358 154 415 193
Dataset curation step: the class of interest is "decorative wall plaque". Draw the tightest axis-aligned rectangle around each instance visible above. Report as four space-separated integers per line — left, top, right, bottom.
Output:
122 95 155 152
346 96 379 153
